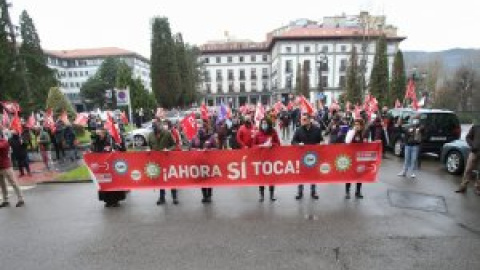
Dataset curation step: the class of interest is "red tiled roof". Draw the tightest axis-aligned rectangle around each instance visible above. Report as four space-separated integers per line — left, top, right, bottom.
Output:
199 42 269 53
276 27 396 38
45 47 138 59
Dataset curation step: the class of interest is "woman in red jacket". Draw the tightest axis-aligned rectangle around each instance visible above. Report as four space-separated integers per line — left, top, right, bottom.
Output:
253 118 280 202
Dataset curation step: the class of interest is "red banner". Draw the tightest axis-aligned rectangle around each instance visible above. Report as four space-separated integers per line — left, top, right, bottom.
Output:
84 142 382 191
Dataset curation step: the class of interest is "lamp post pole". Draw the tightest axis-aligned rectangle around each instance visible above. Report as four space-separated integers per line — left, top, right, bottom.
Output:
316 53 328 105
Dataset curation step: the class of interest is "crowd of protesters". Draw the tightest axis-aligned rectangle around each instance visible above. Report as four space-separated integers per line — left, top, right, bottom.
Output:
4 93 479 209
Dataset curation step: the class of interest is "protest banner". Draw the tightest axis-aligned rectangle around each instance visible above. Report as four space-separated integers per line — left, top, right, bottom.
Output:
84 142 382 191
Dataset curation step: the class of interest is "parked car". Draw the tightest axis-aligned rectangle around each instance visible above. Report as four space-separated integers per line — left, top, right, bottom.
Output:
125 121 153 147
386 108 461 157
440 139 470 175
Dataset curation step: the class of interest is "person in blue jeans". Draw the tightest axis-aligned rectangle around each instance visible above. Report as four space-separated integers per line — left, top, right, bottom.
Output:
398 116 424 179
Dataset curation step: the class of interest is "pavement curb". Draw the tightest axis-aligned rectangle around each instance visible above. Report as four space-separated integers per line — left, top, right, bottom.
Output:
39 179 93 184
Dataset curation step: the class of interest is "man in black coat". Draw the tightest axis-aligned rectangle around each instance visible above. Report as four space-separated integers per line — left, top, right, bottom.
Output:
291 113 323 200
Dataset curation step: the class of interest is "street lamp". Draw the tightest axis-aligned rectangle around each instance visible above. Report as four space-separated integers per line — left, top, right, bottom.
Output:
316 53 328 102
286 72 293 94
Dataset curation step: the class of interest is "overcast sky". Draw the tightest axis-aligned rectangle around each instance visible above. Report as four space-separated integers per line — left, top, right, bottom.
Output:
11 0 479 57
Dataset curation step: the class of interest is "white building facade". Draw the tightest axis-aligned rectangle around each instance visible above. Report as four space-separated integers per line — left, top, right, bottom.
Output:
45 47 151 111
199 13 405 107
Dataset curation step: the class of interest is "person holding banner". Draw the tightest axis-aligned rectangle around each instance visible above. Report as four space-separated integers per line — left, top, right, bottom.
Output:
344 119 367 199
91 128 127 207
291 113 323 200
253 118 281 202
147 121 178 205
236 116 254 149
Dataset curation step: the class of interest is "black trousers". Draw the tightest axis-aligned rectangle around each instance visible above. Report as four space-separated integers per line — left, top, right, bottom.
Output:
201 188 212 198
54 143 65 160
16 156 31 175
297 184 317 194
159 189 178 199
259 186 275 196
345 183 362 194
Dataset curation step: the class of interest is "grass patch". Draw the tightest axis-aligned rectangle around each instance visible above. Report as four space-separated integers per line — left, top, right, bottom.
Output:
55 165 91 182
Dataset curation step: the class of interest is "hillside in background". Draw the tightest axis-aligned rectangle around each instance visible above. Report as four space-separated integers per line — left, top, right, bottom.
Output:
404 48 480 73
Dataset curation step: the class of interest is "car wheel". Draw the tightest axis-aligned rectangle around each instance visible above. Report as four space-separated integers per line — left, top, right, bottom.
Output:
133 135 146 147
394 138 404 157
445 150 464 175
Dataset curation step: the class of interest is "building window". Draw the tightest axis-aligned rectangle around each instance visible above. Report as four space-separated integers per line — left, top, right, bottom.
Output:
262 68 268 79
204 70 211 82
341 45 347 52
70 82 75 88
250 55 256 62
204 57 210 64
304 60 311 72
239 56 244 63
228 69 234 81
339 76 346 87
304 46 310 53
285 60 293 73
240 82 246 92
285 46 292 53
340 59 347 72
262 55 268 62
250 68 257 80
263 82 268 91
217 83 223 93
216 69 223 81
79 71 84 76
321 45 328 52
227 56 232 63
322 76 328 88
239 69 245 80
251 81 257 91
85 71 89 76
229 83 234 92
206 83 211 93
216 57 221 64
359 59 367 72
68 71 72 77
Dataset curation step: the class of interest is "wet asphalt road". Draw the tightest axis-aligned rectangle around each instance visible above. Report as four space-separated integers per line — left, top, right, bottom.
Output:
1 155 480 270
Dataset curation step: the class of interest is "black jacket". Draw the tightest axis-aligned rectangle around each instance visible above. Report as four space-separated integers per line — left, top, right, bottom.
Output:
291 124 323 145
466 125 480 153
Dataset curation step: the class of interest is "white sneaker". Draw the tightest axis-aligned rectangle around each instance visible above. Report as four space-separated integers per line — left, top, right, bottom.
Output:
397 172 406 177
410 174 416 179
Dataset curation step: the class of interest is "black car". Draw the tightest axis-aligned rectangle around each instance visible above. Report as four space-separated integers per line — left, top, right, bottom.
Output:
385 108 461 156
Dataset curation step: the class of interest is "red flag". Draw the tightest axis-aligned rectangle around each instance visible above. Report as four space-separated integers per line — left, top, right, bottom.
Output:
1 101 20 114
104 113 121 144
10 112 22 134
2 109 10 126
299 95 314 115
395 99 401 108
60 111 70 125
330 98 340 112
180 113 198 140
25 113 36 129
200 103 209 120
345 101 352 112
74 113 89 126
274 101 285 114
370 97 379 112
44 108 56 133
121 111 129 124
287 101 294 111
405 79 416 100
411 97 419 111
354 105 362 119
254 102 265 124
